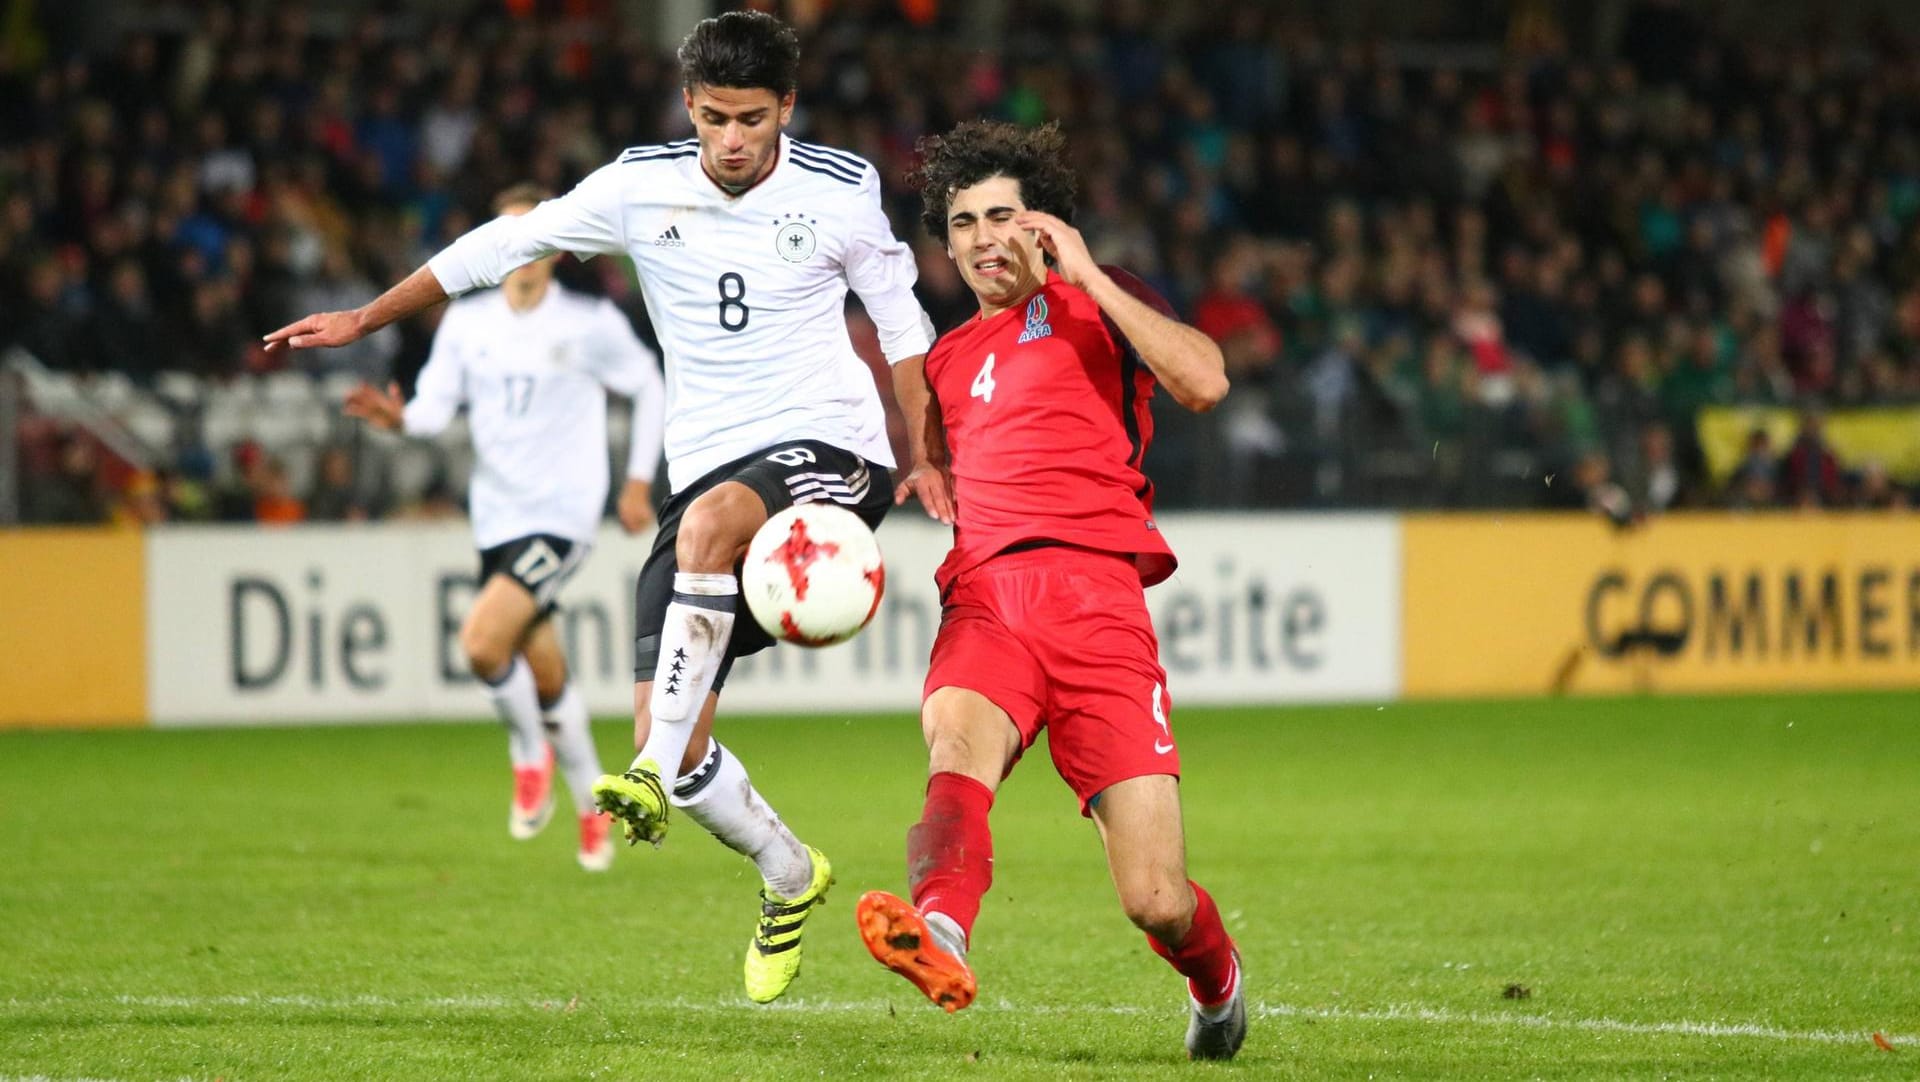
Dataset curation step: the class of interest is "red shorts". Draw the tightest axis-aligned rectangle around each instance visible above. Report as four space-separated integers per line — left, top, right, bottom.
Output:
924 545 1177 815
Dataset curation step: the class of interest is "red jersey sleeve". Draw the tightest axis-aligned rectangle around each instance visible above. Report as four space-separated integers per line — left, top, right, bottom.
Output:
1099 265 1179 321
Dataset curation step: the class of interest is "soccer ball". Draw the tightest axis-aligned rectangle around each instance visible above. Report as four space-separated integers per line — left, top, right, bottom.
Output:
741 503 885 647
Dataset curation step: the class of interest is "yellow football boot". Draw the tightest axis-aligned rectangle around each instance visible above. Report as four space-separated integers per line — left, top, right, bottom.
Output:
591 758 669 847
744 846 834 1003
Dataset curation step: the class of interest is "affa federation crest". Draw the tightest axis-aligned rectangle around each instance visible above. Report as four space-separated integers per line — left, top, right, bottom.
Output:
1016 294 1053 343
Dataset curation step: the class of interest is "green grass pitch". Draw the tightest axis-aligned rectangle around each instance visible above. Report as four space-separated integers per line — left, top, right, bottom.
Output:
3 694 1916 1080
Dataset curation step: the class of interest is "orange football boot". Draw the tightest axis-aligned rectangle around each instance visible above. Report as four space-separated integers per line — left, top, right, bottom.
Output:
855 890 977 1013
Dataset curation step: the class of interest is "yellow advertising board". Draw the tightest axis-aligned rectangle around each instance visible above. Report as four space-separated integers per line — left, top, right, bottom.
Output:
1697 406 1920 483
0 528 147 727
1402 513 1920 697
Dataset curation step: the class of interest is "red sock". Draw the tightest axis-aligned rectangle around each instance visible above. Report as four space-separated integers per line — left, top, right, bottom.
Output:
905 771 995 943
1147 881 1238 1006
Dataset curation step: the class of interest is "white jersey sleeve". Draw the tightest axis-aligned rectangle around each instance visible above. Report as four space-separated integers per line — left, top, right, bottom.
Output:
402 305 469 436
427 164 629 296
845 170 935 364
585 299 666 484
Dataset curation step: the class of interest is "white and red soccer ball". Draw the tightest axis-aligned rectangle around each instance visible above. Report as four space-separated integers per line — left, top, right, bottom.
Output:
742 503 885 647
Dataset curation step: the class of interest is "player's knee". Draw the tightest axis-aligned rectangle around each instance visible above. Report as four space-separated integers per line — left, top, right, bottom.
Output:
921 707 967 755
674 492 756 573
460 623 514 681
1119 879 1196 941
922 698 1005 780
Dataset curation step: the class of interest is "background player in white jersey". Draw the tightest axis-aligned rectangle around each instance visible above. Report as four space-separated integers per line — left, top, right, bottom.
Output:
340 183 666 873
265 12 947 1003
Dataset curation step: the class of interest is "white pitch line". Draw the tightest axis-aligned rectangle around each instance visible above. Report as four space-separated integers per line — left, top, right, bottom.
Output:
4 995 1904 1049
1254 1002 1906 1046
0 1077 202 1082
0 1077 156 1082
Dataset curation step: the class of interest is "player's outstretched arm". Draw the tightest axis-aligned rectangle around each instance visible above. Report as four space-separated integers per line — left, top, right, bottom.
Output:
891 356 956 525
265 265 449 353
1016 211 1229 413
344 307 467 439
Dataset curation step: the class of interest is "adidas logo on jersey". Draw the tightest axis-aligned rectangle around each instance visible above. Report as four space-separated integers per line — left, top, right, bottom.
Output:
654 225 685 248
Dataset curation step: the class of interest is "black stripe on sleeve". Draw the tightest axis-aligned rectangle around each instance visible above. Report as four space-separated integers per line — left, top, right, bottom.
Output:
787 146 863 183
791 140 867 172
621 139 696 156
787 157 862 186
622 150 696 164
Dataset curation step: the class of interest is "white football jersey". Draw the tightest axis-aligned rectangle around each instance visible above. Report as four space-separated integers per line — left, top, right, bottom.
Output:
427 134 935 493
402 285 666 550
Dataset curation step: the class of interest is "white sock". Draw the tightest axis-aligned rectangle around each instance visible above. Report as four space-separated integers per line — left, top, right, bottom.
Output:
672 741 813 899
637 572 737 775
484 656 546 768
925 911 969 961
541 683 601 816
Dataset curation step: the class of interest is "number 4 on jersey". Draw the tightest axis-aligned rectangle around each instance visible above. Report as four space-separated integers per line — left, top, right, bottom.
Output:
971 353 996 403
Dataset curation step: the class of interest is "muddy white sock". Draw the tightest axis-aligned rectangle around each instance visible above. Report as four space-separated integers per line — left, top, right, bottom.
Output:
671 741 812 898
637 573 737 774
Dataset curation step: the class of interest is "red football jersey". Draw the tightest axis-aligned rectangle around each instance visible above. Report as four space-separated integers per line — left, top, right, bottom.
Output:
926 267 1177 594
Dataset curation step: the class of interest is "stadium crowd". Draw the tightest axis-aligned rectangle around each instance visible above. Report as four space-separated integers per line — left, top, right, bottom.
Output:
4 0 1918 526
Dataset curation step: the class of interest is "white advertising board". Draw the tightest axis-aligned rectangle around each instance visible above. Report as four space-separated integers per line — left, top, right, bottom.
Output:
1144 513 1401 703
145 514 1398 726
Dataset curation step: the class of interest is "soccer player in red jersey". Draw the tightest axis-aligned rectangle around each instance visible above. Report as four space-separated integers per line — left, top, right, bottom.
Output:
855 121 1246 1060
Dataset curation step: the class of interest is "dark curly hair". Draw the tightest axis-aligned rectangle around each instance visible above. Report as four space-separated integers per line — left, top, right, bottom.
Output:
678 11 801 96
908 120 1077 240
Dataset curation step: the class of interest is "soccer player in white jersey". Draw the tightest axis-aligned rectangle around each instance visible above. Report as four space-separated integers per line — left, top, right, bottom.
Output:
266 12 949 1003
340 183 667 873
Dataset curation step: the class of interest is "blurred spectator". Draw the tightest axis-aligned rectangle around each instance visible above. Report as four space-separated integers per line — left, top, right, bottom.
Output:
17 257 83 373
160 465 214 522
1627 423 1685 513
1727 428 1780 509
212 440 266 522
251 454 306 525
88 261 163 381
174 277 256 376
1452 280 1514 407
305 444 375 522
392 468 462 521
111 468 169 526
1191 239 1287 501
24 430 109 525
1554 447 1635 527
1852 461 1910 510
1193 239 1282 366
1780 411 1846 508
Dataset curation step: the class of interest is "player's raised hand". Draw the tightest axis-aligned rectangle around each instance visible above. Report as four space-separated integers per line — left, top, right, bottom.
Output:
263 309 367 352
617 479 657 534
1014 211 1100 291
343 381 406 431
894 460 956 525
